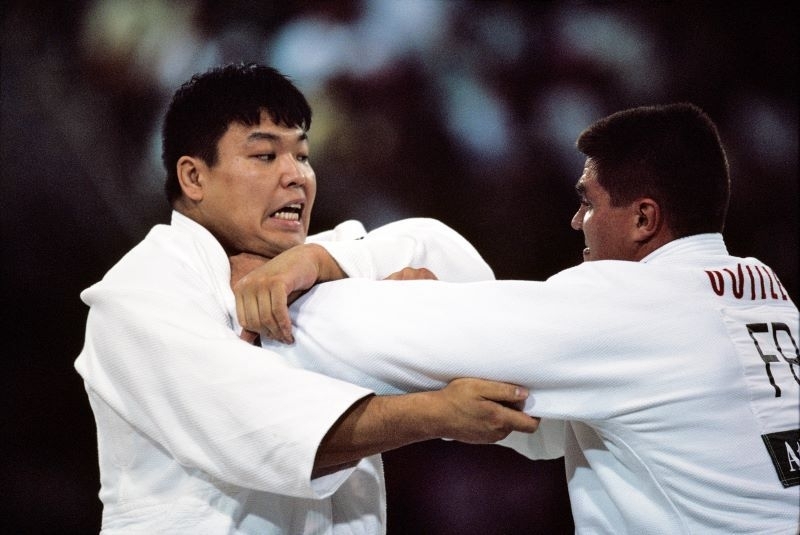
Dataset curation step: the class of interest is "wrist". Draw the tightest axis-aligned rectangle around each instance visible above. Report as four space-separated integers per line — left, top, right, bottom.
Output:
308 243 347 282
367 392 445 444
404 390 449 441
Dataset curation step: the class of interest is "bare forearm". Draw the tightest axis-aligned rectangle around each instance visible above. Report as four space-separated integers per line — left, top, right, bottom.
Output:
312 379 538 478
307 243 348 282
312 394 436 477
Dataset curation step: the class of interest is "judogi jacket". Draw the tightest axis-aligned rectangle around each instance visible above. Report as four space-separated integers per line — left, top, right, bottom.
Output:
75 211 494 534
270 234 800 534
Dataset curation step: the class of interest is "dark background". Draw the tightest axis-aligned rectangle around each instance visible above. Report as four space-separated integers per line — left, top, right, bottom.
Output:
2 1 796 533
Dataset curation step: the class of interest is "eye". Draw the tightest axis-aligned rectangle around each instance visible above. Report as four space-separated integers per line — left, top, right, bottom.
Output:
297 154 310 163
256 153 276 162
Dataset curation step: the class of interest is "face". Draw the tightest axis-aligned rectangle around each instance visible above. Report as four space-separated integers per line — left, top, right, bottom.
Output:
571 159 640 262
191 112 316 258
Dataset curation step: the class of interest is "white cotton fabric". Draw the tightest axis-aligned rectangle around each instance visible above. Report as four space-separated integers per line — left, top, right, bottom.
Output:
75 211 495 534
270 233 800 534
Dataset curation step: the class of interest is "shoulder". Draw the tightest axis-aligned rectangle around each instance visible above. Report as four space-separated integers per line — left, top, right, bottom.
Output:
547 259 710 302
99 219 226 292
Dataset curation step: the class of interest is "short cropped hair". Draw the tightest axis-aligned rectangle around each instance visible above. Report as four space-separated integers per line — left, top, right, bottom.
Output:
162 63 312 204
576 103 730 236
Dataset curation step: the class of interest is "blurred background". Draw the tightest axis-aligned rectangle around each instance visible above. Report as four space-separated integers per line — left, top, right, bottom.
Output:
2 1 796 533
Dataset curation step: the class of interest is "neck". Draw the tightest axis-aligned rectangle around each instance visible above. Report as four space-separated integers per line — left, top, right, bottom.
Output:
229 251 272 287
633 231 675 262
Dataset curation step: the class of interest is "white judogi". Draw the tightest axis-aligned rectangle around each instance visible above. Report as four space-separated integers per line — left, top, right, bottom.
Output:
74 211 494 534
270 234 800 534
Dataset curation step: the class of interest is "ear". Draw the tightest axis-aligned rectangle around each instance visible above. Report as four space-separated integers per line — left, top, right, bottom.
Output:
632 198 662 241
176 156 205 202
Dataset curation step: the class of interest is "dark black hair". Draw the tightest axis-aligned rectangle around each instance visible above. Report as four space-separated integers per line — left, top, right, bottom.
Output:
576 103 730 236
162 63 312 204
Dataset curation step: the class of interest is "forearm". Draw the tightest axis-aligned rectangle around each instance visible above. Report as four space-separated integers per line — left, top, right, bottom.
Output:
312 380 537 478
313 393 437 477
231 244 346 289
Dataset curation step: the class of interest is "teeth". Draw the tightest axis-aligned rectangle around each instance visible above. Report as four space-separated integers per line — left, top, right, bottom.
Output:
272 204 302 221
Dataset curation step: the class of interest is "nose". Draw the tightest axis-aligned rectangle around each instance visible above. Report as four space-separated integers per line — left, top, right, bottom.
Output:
571 206 584 230
279 156 306 188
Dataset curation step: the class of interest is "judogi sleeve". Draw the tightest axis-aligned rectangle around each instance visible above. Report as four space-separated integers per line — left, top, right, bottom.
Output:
270 265 676 409
307 218 495 282
264 263 713 456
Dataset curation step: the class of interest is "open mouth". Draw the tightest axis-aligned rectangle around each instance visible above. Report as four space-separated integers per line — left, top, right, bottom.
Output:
271 203 303 221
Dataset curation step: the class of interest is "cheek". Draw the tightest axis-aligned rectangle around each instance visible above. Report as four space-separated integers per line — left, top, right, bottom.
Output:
585 217 611 247
305 176 317 215
306 171 317 193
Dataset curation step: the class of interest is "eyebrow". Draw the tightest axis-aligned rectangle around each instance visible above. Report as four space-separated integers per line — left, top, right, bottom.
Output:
246 131 308 143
